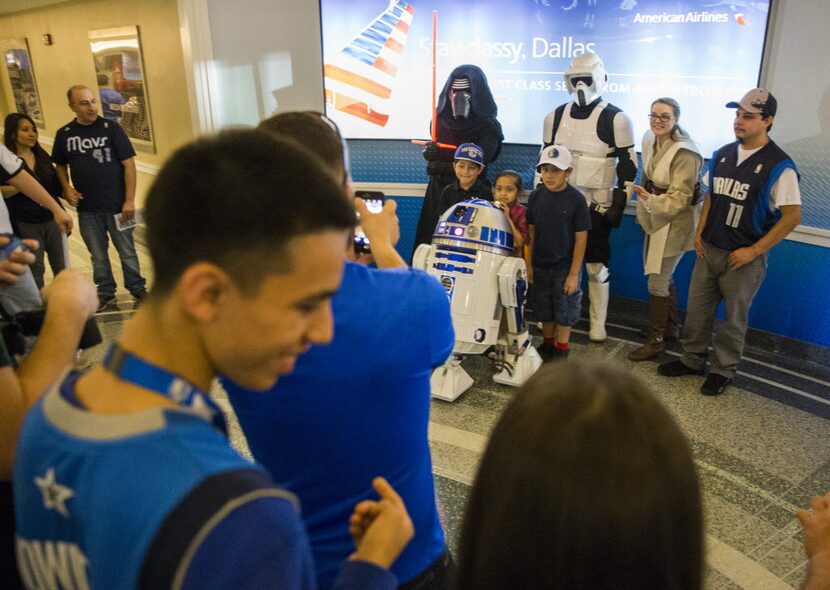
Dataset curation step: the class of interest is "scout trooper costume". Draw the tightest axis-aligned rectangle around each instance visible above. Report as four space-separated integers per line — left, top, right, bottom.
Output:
539 52 637 342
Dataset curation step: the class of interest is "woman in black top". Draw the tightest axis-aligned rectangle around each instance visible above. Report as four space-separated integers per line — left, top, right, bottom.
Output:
2 113 66 288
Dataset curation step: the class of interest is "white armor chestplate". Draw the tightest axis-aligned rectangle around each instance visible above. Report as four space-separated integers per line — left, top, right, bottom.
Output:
556 104 617 206
642 131 700 191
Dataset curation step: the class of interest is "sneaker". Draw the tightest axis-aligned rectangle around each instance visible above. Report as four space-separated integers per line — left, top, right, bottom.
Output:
701 373 732 396
536 342 557 362
132 290 148 305
96 295 115 313
550 347 570 360
657 359 704 377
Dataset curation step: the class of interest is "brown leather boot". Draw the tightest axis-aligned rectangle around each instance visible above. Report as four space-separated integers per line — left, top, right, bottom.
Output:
628 296 669 361
639 282 682 340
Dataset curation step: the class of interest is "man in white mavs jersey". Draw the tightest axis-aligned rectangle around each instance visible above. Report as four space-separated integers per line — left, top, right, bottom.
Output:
659 89 802 396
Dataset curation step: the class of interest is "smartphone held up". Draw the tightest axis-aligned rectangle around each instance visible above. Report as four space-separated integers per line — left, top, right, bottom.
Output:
353 191 385 255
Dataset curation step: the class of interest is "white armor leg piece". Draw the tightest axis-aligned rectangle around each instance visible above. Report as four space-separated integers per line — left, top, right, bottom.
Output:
586 262 610 343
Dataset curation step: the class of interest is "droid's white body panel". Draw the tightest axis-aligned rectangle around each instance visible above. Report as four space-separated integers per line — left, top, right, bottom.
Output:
414 200 542 401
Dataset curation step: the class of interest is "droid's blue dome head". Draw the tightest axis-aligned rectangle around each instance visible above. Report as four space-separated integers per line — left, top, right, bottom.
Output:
432 199 514 255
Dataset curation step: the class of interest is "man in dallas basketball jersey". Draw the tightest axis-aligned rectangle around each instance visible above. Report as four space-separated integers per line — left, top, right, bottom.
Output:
659 88 802 396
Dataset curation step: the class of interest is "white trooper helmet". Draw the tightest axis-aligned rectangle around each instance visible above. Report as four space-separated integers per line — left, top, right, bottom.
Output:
564 52 608 107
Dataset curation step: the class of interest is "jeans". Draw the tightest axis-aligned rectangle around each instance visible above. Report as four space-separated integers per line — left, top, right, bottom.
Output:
78 211 146 298
681 242 767 379
17 220 66 289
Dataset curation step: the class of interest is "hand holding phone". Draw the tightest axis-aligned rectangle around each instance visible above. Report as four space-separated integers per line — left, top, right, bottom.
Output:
356 191 385 214
353 191 386 254
355 195 400 256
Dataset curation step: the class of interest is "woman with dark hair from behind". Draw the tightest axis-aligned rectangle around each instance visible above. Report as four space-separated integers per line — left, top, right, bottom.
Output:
1 113 67 288
455 360 703 590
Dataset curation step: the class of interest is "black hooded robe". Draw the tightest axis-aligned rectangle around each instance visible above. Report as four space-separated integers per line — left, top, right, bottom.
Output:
411 64 503 255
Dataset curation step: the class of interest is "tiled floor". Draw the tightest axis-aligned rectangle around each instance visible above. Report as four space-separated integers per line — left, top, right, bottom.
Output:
423 336 830 590
65 220 829 590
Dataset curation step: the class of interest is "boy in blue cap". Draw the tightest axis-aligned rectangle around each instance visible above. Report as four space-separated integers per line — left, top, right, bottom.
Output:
436 143 492 217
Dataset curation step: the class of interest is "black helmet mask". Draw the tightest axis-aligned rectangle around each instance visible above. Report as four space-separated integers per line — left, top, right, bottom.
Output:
450 77 472 119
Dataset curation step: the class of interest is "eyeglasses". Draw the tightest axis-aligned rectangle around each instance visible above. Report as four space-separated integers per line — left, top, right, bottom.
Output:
648 113 674 122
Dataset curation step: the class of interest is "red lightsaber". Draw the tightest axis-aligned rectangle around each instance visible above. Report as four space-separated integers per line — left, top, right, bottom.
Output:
431 9 437 142
411 10 456 151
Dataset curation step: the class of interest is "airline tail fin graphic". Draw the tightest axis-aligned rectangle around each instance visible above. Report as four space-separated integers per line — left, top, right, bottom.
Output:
324 0 415 127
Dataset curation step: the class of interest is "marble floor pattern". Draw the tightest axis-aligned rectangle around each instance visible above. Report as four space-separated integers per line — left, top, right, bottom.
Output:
60 220 829 590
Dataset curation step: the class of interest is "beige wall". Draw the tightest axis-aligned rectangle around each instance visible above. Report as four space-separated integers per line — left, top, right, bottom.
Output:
0 0 194 205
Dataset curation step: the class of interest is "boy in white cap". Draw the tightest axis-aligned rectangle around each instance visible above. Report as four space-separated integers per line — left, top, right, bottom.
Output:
527 145 591 360
436 143 492 216
659 88 802 396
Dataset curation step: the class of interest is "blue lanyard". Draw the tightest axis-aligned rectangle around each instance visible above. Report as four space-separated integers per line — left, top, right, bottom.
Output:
102 344 227 436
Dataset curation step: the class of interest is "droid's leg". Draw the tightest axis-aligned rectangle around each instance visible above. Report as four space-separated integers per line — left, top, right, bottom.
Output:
493 335 543 387
493 256 543 385
430 354 474 402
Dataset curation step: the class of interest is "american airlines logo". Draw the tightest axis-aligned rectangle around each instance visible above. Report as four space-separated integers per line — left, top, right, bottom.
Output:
632 11 729 24
66 135 109 154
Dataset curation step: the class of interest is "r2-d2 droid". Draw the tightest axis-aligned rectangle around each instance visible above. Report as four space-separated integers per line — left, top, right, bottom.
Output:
414 199 542 402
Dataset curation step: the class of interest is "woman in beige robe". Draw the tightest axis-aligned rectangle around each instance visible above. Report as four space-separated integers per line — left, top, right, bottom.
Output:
629 98 702 361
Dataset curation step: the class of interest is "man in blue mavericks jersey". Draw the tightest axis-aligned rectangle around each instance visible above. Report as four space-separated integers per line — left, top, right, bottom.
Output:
659 89 802 396
13 130 413 590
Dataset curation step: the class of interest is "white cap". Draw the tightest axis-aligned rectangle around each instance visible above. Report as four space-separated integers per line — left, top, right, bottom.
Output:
536 144 572 171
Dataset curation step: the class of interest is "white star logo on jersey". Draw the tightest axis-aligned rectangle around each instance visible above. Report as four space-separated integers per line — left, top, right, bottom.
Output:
35 468 74 518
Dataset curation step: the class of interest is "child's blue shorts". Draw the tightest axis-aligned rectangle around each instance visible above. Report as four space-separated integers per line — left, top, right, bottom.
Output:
531 261 582 327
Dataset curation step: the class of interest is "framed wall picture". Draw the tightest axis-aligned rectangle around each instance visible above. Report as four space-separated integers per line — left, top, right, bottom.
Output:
88 26 155 154
2 38 45 128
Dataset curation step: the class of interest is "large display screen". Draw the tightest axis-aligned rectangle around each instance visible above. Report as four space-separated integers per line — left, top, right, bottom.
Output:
320 0 771 154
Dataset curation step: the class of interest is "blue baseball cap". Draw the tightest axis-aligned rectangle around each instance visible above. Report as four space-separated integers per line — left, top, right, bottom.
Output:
454 143 484 166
